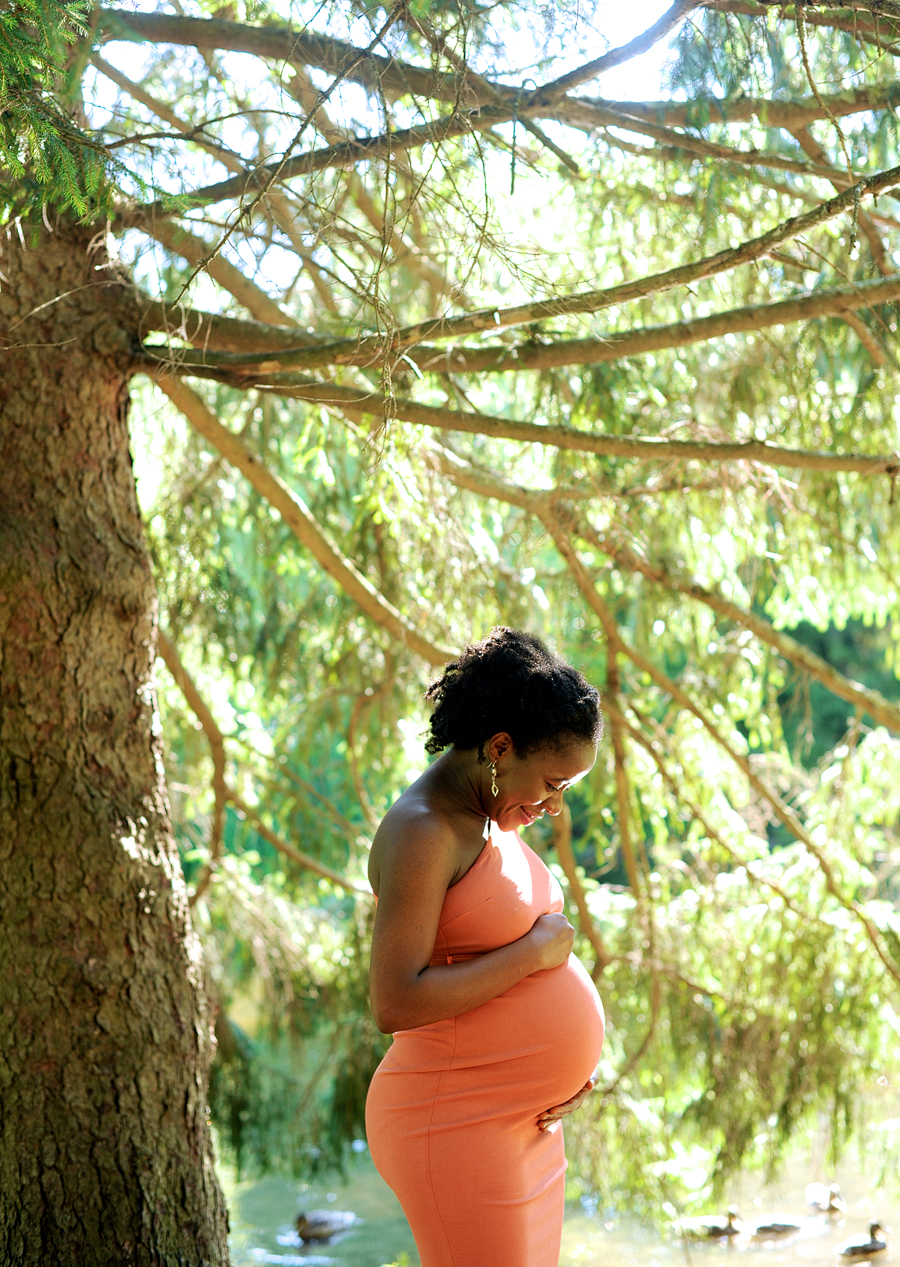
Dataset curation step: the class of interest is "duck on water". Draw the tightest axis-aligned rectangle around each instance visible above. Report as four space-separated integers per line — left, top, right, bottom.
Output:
294 1210 357 1243
834 1223 890 1260
808 1183 848 1217
676 1207 742 1240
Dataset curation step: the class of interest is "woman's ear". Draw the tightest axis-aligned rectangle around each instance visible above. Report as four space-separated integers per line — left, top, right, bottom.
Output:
487 732 515 762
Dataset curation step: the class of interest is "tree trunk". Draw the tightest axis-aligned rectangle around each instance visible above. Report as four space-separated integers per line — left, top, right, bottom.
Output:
0 223 230 1265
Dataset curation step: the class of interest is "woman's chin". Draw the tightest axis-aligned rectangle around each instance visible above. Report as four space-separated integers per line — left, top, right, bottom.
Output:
496 807 539 831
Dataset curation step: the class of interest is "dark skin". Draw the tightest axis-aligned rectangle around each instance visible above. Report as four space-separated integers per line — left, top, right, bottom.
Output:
368 730 598 1130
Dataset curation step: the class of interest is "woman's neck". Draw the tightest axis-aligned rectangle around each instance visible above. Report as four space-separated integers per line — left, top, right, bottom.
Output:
425 748 491 826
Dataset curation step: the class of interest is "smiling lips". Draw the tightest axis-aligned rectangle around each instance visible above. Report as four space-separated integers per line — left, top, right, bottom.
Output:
519 806 542 825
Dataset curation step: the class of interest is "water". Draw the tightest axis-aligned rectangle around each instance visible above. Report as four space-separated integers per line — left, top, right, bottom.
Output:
226 1150 898 1267
226 1157 418 1267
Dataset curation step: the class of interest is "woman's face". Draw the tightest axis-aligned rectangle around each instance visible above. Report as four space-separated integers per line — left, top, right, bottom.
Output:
488 734 596 833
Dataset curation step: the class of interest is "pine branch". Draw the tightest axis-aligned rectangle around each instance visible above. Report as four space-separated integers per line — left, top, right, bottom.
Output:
547 521 900 990
121 95 885 220
606 651 644 901
399 6 582 173
282 51 451 299
842 310 889 363
91 54 247 174
570 512 900 734
587 83 900 131
574 100 865 179
530 0 700 101
791 127 891 275
126 104 516 221
137 298 321 352
143 352 900 475
703 0 900 50
97 58 353 315
434 451 900 733
157 628 227 905
156 628 363 893
168 270 900 375
137 168 900 358
99 4 701 120
227 787 370 893
99 8 488 108
103 7 891 222
152 372 454 667
607 696 821 923
405 273 900 372
142 220 300 329
549 802 612 976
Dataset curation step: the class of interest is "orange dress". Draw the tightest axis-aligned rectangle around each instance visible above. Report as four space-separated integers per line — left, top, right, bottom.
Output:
365 827 606 1267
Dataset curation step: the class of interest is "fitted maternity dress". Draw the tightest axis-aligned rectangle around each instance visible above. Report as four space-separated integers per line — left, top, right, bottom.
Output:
365 826 606 1267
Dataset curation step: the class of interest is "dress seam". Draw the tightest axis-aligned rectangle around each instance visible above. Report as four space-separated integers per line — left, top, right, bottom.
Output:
425 1014 459 1267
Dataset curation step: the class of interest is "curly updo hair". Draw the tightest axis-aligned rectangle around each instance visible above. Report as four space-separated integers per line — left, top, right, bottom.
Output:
424 627 602 758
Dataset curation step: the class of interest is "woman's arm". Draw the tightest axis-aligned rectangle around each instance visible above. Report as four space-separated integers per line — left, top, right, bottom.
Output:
368 812 574 1033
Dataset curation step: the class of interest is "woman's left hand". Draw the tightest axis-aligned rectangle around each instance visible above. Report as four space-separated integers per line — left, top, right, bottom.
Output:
537 1077 596 1131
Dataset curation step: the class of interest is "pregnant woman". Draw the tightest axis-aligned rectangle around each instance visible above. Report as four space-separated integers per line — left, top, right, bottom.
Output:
365 628 606 1267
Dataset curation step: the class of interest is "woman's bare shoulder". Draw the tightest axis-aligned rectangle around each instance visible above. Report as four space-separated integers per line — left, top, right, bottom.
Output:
369 796 471 894
373 795 458 863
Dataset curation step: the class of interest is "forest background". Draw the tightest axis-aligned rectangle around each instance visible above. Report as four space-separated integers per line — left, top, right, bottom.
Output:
3 0 900 1259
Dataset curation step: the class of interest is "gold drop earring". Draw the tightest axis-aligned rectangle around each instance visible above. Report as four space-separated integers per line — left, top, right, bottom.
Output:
490 761 499 797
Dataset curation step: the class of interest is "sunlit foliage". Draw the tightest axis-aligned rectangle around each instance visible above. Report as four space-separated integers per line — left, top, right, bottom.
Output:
19 0 900 1213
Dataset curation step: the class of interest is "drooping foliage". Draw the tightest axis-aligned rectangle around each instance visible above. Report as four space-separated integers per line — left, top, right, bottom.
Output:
8 0 900 1216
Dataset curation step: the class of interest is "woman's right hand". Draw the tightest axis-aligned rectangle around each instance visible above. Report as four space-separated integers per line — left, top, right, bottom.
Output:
527 912 575 971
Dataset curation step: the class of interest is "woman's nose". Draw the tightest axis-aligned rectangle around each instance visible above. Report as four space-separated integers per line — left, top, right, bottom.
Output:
541 791 564 816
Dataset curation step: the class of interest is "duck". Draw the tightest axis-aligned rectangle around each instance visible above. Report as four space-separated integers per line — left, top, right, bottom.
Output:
294 1209 357 1242
834 1223 889 1260
748 1213 803 1240
676 1206 742 1240
807 1182 848 1216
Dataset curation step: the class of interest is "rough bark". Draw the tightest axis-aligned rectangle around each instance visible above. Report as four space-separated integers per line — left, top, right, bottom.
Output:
0 223 230 1265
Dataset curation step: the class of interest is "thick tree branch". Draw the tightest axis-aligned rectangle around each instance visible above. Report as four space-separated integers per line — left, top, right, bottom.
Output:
390 273 900 373
531 0 700 101
129 104 516 221
589 83 900 132
103 11 890 221
137 167 900 359
165 269 900 375
145 352 900 477
100 4 900 143
703 0 900 49
98 5 702 126
152 373 454 666
136 299 320 352
100 8 489 108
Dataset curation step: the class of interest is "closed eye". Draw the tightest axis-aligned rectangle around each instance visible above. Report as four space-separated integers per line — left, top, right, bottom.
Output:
545 782 562 793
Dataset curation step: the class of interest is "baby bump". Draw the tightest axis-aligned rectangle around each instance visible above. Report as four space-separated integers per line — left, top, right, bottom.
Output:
456 954 605 1107
383 953 605 1122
